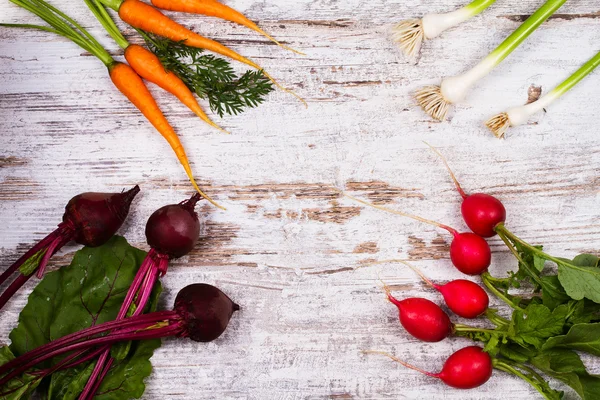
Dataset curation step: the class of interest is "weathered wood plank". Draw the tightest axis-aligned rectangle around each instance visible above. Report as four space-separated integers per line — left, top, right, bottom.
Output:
1 0 599 398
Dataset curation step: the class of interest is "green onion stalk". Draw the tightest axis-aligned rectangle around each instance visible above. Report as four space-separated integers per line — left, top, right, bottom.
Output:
393 0 496 59
486 50 600 138
415 0 567 121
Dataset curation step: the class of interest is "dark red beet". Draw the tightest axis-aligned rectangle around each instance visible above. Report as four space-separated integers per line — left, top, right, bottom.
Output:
0 185 140 311
145 194 201 258
81 194 203 398
0 283 239 386
65 186 141 246
462 193 506 238
438 346 493 389
175 283 240 342
437 280 489 319
386 292 453 342
450 232 491 275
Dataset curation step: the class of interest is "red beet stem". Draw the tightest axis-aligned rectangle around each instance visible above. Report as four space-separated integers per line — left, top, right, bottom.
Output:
0 229 59 285
0 310 178 379
0 274 32 311
0 222 74 296
83 356 113 400
0 317 183 387
80 249 166 399
180 193 202 210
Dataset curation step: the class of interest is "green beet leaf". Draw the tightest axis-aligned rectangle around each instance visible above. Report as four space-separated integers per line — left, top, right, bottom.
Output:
543 323 600 357
0 346 40 400
8 235 162 400
511 304 568 349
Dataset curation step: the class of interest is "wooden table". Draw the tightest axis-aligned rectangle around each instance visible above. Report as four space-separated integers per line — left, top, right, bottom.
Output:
1 0 599 398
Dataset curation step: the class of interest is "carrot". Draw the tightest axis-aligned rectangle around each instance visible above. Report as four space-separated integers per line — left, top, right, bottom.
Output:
109 62 224 209
124 44 228 133
102 0 306 106
83 0 227 131
151 0 304 55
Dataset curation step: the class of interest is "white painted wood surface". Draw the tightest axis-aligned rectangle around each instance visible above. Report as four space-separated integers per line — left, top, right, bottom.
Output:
1 0 600 398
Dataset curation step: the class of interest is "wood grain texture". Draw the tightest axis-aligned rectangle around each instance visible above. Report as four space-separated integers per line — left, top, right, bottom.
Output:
1 0 600 398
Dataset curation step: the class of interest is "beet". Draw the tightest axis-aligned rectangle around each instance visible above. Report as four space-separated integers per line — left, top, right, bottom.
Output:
175 283 240 342
145 193 201 258
0 185 140 311
80 193 204 398
0 283 239 387
64 186 140 246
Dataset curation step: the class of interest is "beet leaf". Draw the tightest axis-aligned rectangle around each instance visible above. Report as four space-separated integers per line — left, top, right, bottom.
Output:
5 235 162 399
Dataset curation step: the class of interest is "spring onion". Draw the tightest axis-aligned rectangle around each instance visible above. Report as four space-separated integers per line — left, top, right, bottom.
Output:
392 0 496 59
486 50 600 138
415 0 566 121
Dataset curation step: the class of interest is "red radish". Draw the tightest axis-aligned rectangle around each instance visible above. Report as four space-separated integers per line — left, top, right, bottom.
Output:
449 232 491 275
425 143 506 238
365 346 492 389
0 186 140 311
80 193 203 399
342 192 491 275
384 285 453 342
0 283 239 387
378 260 489 318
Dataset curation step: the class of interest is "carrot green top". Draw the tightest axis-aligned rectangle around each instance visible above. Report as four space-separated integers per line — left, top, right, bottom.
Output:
3 0 114 67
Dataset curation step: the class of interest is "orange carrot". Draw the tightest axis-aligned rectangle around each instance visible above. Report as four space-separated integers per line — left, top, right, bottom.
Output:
116 0 306 106
109 62 224 209
124 44 227 134
151 0 304 55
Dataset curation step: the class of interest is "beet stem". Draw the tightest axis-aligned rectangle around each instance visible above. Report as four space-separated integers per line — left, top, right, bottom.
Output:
35 230 73 279
0 310 178 378
80 350 112 399
180 193 202 210
83 357 113 400
0 318 182 386
0 274 32 311
80 250 163 398
0 224 75 311
0 227 62 286
362 350 439 378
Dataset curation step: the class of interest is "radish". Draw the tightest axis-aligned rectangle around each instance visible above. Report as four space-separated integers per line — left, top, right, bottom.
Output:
0 185 140 311
80 193 204 398
384 284 453 342
365 346 493 389
343 192 491 275
426 143 506 238
0 283 239 386
377 260 489 318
